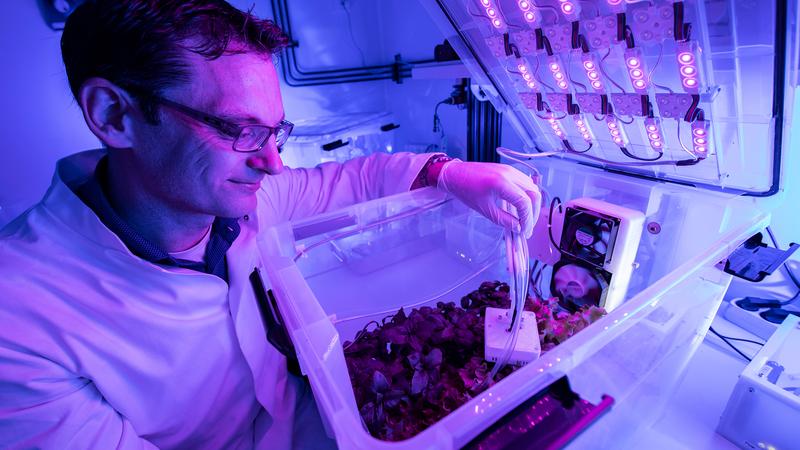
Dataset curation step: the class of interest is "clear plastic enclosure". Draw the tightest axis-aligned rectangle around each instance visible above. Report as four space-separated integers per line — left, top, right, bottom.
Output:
259 159 770 447
280 112 397 169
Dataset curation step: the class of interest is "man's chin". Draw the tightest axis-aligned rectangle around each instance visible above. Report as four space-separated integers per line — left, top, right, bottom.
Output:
214 196 257 219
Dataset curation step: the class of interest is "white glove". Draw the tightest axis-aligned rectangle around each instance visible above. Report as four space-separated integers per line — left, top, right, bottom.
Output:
437 161 542 239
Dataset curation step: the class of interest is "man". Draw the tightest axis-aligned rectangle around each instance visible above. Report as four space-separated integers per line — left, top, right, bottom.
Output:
0 1 541 448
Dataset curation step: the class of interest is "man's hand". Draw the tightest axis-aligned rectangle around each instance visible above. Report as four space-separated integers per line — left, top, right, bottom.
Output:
435 161 541 238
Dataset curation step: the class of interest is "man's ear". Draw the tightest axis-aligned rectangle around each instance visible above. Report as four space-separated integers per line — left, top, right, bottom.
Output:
78 78 139 149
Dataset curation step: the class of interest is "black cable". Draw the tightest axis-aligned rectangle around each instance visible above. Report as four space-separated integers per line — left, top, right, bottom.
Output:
433 100 450 136
765 226 800 293
566 53 588 92
563 149 699 167
565 141 592 154
615 114 635 124
547 196 563 253
621 147 663 161
529 260 540 298
542 35 554 56
709 327 758 362
709 330 765 346
624 25 636 48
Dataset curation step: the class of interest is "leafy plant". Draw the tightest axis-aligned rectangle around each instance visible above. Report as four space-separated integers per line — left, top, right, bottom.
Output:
343 281 606 441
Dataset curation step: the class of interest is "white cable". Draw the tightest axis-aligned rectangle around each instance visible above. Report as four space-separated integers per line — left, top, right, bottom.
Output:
495 148 552 181
485 229 529 383
676 119 696 158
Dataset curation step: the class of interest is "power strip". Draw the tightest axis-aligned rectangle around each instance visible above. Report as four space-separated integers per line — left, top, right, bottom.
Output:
720 298 781 341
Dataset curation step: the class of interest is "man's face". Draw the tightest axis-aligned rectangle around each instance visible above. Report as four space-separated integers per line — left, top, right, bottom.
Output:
129 50 285 219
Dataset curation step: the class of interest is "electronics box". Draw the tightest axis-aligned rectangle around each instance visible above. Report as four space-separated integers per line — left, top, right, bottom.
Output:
258 0 797 447
717 315 800 450
280 112 398 169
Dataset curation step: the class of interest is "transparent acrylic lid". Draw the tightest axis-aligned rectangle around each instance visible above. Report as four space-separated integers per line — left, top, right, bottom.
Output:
421 0 797 195
286 112 395 143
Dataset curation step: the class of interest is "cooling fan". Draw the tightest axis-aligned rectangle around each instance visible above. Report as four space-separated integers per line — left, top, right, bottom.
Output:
560 210 617 268
552 262 607 310
547 198 645 313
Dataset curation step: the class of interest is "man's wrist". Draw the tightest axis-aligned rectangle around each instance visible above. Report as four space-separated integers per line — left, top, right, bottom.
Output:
412 153 455 189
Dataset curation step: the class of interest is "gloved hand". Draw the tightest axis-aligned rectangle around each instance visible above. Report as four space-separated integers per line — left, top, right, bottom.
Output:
437 161 542 239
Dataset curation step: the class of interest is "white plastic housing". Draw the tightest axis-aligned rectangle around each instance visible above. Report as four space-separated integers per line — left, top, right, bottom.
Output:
718 315 800 450
484 307 541 366
562 197 645 312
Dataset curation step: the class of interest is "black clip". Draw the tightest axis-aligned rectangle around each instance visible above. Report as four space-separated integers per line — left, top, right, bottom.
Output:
723 233 800 282
321 139 350 151
250 268 302 376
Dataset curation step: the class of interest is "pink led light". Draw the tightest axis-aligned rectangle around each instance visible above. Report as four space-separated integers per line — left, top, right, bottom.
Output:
549 62 560 72
487 8 497 17
583 133 591 139
518 64 527 72
576 120 584 126
557 80 568 89
633 79 646 89
648 133 661 140
630 69 644 78
526 81 536 88
554 72 564 80
610 129 620 136
626 57 640 68
613 137 623 144
694 137 707 145
652 141 663 148
587 71 599 80
683 78 698 88
695 146 707 153
608 122 617 129
693 128 706 137
524 11 536 21
678 52 694 64
492 18 502 28
562 3 574 13
480 0 491 6
583 61 595 70
523 73 533 81
680 66 696 76
646 125 658 132
590 81 601 90
519 0 530 9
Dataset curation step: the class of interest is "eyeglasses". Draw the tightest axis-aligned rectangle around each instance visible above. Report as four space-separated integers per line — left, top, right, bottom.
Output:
139 92 293 153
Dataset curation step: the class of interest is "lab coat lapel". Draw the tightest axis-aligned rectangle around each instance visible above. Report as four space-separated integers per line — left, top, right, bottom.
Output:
226 218 297 419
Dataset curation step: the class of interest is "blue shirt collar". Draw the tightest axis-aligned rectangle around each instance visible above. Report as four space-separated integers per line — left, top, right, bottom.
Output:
72 156 240 280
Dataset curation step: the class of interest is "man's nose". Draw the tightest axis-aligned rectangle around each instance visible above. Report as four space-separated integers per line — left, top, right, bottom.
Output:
246 137 284 175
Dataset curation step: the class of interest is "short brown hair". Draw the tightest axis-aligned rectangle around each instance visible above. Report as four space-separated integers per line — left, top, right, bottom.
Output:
61 0 290 122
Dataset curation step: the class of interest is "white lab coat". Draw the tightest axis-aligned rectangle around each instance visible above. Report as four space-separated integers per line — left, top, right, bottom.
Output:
0 149 432 449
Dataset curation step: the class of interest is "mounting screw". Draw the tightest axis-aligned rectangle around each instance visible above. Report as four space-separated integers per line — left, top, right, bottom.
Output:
647 222 662 234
